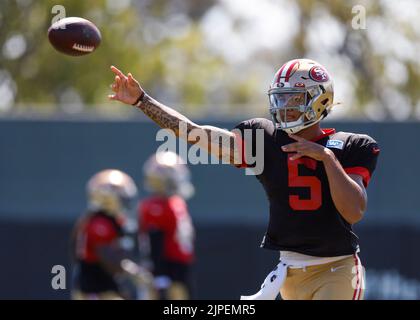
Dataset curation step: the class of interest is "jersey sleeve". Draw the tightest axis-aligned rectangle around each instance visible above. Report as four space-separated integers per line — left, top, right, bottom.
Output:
341 134 380 187
232 118 263 169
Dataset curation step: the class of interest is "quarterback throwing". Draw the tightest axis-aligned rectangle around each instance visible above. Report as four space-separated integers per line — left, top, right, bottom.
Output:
108 58 379 300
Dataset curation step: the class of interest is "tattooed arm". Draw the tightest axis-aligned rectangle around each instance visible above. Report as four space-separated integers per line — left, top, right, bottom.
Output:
108 66 238 164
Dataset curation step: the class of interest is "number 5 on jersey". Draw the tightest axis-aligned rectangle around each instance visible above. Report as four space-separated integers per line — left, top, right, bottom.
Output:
287 155 322 211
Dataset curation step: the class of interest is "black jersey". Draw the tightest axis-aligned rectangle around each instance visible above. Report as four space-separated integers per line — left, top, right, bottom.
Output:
234 118 379 257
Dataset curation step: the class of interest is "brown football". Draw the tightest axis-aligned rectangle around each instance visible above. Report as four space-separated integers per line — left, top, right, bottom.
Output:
48 17 101 56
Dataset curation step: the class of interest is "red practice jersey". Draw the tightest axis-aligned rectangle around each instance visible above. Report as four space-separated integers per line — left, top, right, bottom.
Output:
139 196 194 264
74 212 123 263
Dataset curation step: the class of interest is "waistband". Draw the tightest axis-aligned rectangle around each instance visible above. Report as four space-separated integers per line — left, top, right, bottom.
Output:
280 251 353 269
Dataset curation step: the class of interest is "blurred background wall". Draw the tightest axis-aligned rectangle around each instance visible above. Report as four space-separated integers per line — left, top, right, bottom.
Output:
0 119 419 299
1 0 420 299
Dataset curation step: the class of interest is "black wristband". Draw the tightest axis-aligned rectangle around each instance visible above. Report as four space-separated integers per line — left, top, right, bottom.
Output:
132 91 146 106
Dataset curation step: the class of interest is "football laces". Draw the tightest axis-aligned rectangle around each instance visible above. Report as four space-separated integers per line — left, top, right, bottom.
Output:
72 43 95 53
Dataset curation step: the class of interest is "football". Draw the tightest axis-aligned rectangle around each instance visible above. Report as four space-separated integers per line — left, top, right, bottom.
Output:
48 17 101 56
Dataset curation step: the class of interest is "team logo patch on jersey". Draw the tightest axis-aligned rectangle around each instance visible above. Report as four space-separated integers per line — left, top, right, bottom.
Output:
309 66 329 82
326 139 344 150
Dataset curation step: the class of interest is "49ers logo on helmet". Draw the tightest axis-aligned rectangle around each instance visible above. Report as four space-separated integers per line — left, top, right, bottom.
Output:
309 66 329 82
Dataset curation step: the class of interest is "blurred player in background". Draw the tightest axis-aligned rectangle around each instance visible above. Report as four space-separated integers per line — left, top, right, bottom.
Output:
139 151 195 300
108 58 379 300
70 169 152 300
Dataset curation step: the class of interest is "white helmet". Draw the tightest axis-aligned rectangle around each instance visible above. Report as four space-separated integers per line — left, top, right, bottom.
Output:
86 169 138 216
268 58 334 134
143 151 194 200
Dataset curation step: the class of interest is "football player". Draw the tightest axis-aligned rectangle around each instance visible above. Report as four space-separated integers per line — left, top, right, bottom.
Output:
71 169 152 300
108 58 379 300
139 151 195 300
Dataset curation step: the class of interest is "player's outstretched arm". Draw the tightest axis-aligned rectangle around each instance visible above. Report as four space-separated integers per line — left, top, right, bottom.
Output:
108 66 237 164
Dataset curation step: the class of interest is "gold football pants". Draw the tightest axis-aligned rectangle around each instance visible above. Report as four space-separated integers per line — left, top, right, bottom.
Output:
280 255 365 300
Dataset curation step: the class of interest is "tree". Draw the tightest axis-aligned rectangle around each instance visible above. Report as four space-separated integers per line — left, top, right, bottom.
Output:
1 0 419 120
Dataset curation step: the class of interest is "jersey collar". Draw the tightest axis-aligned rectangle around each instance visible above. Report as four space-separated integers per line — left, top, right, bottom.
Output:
311 128 336 142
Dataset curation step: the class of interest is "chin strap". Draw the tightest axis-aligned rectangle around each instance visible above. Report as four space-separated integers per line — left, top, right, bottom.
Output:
281 109 328 134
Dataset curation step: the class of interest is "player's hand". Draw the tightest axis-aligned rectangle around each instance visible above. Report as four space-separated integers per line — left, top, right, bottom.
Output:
108 66 143 105
281 134 333 161
120 259 154 286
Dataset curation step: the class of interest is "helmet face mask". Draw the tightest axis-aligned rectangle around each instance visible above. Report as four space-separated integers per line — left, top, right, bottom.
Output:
269 86 323 134
268 59 334 134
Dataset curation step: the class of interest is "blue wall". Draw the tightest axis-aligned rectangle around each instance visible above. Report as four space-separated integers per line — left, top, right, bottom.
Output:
1 119 419 225
0 118 419 299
